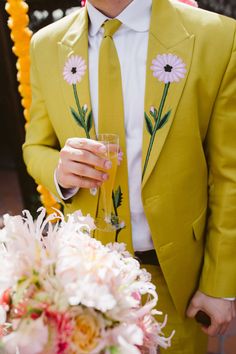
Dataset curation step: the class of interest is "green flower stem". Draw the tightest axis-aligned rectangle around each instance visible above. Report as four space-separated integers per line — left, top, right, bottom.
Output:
156 82 170 125
115 229 121 242
72 84 90 139
112 191 121 242
142 131 156 180
112 191 118 217
142 82 170 180
72 84 84 118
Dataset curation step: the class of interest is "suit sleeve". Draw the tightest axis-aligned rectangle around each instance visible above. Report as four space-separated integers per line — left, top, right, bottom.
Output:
199 24 236 297
23 35 62 200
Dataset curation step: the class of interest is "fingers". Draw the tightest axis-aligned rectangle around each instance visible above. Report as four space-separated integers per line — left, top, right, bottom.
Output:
65 161 109 182
218 323 230 336
186 302 199 319
63 140 111 170
67 137 106 155
201 317 230 337
63 173 103 190
57 138 115 190
201 322 220 336
186 291 235 337
56 160 108 190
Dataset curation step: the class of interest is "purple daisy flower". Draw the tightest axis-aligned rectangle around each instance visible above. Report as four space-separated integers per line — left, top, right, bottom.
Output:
63 55 87 85
151 54 186 83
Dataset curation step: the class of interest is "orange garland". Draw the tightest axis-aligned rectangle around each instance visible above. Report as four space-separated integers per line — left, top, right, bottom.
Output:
5 0 61 216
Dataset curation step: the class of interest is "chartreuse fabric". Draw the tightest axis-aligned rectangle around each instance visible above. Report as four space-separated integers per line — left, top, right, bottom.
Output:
97 18 132 248
24 0 236 326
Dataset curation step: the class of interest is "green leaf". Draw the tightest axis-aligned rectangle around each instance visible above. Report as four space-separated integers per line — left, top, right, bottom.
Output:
157 110 171 130
144 113 154 135
70 107 84 128
109 346 119 354
27 308 43 316
113 186 123 209
86 111 93 132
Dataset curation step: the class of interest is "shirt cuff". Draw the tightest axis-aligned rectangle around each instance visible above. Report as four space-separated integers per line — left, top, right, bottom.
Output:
54 170 79 200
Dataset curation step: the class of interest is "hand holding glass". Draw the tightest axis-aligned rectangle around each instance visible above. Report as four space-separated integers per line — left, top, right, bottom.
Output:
95 134 119 232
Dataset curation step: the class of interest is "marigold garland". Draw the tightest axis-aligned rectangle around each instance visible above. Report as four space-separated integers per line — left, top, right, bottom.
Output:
5 0 61 216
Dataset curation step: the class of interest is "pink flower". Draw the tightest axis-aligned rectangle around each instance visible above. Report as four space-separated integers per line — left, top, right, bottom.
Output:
178 0 198 7
63 55 87 85
2 316 49 354
151 54 186 83
45 310 73 354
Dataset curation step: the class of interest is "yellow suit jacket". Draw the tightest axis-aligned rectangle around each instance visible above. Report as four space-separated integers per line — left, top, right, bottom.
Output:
23 0 236 317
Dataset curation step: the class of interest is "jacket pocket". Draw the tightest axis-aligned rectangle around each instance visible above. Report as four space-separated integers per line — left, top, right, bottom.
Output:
192 207 207 241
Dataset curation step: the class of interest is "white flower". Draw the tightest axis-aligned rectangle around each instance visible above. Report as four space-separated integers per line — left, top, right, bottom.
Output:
2 316 48 354
67 282 117 312
151 54 186 83
107 324 143 354
0 227 7 242
106 242 131 258
0 209 61 283
0 305 6 325
63 55 87 85
67 210 96 232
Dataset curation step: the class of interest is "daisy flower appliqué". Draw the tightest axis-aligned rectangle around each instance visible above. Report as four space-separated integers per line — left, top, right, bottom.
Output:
63 55 87 85
151 54 186 83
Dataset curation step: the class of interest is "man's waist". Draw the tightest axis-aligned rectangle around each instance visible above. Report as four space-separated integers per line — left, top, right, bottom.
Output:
134 249 159 265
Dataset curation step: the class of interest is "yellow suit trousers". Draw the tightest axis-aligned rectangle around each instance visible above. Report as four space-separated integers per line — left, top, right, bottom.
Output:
145 265 208 354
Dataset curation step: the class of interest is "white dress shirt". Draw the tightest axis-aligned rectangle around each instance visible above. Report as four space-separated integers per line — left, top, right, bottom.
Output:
56 0 154 251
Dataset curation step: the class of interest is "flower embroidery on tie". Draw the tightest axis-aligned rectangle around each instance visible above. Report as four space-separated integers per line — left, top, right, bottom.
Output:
142 54 186 180
63 55 93 139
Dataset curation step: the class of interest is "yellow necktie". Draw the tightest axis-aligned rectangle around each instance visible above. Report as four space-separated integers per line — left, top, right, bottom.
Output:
97 19 133 253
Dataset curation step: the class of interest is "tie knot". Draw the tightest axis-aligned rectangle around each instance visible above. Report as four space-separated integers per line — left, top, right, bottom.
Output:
103 19 122 38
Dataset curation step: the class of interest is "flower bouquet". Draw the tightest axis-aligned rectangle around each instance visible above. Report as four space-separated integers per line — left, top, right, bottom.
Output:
0 209 173 354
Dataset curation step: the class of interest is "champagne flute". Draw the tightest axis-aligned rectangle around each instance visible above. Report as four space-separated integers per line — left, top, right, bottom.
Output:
95 133 119 232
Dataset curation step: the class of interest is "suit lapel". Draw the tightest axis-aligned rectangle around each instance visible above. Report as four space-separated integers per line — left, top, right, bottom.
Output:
142 0 195 187
57 7 96 140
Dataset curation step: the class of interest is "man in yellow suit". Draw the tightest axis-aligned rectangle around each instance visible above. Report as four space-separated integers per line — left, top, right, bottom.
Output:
23 0 236 352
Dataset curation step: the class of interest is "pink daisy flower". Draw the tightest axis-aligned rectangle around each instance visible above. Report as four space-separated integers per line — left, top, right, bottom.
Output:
63 55 87 85
151 54 187 84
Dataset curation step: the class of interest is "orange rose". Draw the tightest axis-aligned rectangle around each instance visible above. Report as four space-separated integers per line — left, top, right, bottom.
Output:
71 310 101 353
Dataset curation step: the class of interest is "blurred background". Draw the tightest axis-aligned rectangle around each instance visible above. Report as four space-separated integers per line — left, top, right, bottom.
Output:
0 1 236 352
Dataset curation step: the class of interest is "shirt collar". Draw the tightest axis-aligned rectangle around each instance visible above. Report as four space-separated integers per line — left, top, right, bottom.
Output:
87 0 152 36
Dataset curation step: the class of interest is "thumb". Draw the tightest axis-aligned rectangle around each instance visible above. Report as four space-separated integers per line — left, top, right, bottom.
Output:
186 302 200 318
